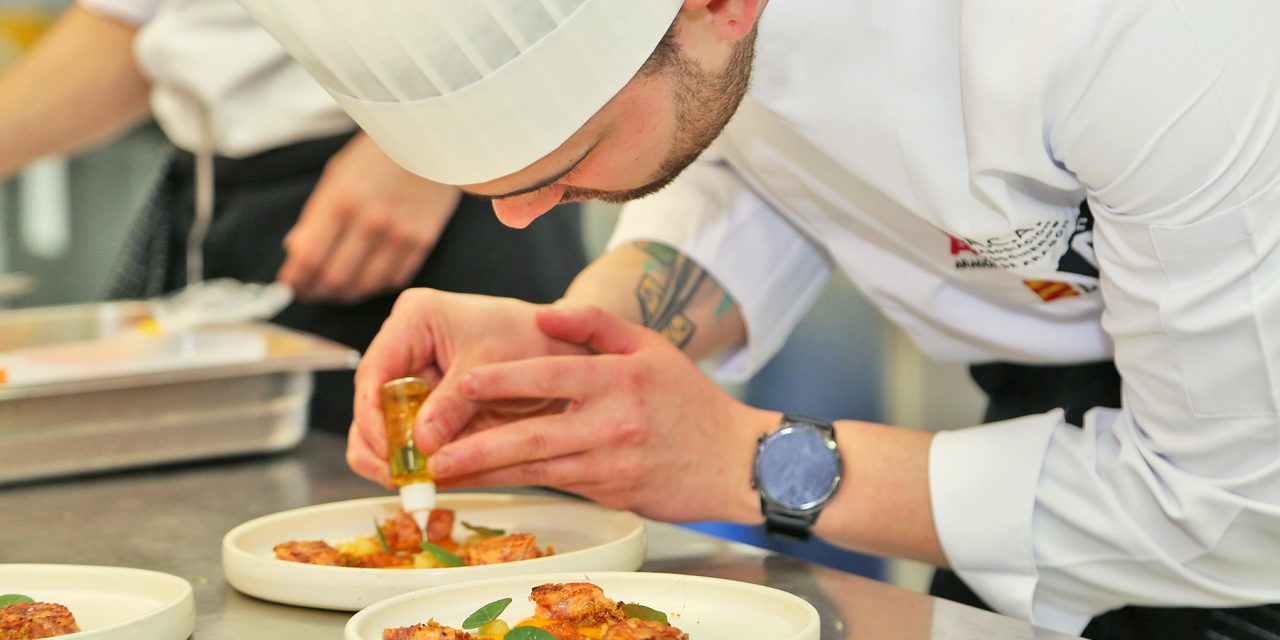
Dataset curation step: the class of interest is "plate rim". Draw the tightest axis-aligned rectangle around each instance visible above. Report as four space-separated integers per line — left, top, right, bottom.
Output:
344 570 822 640
0 563 195 639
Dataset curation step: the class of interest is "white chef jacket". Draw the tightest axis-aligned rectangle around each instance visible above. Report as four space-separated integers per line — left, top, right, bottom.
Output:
609 0 1280 633
79 0 354 157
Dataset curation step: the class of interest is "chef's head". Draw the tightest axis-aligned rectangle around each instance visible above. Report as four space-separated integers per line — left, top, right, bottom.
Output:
238 0 761 228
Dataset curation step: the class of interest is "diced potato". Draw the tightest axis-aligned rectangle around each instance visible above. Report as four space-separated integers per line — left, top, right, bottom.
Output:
476 619 510 637
336 535 382 557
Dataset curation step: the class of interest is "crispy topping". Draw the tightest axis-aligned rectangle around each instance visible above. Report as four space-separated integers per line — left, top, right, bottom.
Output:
0 602 81 639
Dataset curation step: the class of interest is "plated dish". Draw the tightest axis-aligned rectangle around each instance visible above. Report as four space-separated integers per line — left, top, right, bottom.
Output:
223 494 646 611
346 572 821 640
382 581 688 639
0 564 195 640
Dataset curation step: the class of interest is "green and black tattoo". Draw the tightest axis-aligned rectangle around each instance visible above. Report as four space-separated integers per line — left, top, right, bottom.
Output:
634 241 732 349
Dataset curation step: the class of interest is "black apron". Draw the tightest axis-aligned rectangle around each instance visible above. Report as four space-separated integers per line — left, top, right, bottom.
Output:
930 361 1280 640
107 132 586 434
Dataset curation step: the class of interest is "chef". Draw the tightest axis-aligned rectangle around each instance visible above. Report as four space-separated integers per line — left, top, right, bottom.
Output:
0 0 587 432
240 0 1280 636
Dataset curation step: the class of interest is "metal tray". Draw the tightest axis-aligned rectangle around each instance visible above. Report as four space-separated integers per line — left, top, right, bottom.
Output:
0 301 359 484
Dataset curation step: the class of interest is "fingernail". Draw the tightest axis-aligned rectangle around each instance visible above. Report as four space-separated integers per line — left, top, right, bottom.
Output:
460 373 476 396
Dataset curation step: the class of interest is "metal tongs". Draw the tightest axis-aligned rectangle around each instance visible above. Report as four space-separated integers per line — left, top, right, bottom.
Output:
145 278 294 334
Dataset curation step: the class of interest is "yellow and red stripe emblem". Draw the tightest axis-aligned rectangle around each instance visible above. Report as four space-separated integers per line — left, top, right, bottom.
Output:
1023 279 1081 302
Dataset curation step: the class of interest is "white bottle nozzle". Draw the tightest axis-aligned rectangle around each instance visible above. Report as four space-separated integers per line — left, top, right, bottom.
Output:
398 482 436 531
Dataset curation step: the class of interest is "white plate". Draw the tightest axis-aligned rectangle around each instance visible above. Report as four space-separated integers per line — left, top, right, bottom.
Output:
346 571 821 640
222 493 646 611
0 564 195 640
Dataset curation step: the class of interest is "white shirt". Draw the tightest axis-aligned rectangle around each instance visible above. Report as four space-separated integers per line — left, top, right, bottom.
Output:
79 0 354 157
609 0 1280 633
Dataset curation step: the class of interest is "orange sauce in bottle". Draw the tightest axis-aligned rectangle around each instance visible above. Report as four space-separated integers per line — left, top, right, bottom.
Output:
381 377 433 485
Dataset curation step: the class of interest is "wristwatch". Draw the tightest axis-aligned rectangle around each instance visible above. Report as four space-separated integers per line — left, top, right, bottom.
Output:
751 415 843 540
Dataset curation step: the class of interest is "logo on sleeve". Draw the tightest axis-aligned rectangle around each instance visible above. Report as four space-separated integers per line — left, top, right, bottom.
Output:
948 203 1100 302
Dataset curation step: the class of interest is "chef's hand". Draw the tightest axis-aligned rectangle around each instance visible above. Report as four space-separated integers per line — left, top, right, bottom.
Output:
348 289 589 486
278 132 461 304
428 304 774 524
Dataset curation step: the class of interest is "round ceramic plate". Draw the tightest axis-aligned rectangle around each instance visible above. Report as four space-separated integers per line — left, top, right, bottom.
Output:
222 493 646 611
0 564 195 640
345 571 821 640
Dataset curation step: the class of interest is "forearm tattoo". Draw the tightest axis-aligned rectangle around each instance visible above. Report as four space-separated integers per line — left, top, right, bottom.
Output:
634 241 730 349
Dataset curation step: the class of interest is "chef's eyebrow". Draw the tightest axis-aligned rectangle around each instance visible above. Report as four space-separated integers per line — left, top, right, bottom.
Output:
463 143 597 200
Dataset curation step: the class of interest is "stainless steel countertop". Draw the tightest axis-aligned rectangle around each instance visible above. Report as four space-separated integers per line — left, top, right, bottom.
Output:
0 432 1081 639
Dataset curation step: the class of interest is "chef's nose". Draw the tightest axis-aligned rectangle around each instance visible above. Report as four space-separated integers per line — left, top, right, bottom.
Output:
491 184 566 229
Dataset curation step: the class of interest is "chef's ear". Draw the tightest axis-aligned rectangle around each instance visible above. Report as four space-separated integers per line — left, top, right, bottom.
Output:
680 0 761 42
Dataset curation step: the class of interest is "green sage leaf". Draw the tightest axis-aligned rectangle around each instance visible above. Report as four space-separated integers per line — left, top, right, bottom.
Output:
0 594 34 607
504 627 558 640
373 517 391 552
419 541 464 567
461 521 505 538
621 602 670 625
461 597 512 629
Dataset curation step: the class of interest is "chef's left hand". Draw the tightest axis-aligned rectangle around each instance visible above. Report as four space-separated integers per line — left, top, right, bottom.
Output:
278 132 461 304
427 304 774 524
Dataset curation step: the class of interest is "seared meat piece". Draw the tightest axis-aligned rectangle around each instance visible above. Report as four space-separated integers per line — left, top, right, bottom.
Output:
0 602 81 639
426 508 455 543
604 618 689 640
273 540 342 565
462 533 546 566
381 511 425 553
382 620 474 640
529 582 623 627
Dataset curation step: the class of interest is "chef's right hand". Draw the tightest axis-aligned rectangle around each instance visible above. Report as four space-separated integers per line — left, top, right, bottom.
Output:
348 288 587 486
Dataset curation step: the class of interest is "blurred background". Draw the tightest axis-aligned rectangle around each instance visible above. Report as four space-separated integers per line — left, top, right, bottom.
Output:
0 0 168 307
0 0 986 593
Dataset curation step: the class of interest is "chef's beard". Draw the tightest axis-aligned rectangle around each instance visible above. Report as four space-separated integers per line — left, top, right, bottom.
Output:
560 24 758 205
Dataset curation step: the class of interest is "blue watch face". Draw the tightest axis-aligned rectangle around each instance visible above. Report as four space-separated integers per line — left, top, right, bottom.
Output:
758 425 841 511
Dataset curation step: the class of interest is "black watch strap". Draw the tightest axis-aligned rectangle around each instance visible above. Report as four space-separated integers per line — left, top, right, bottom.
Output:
762 506 817 541
791 414 835 438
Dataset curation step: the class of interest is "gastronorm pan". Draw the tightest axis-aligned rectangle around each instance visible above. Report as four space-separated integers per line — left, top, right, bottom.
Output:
0 301 358 484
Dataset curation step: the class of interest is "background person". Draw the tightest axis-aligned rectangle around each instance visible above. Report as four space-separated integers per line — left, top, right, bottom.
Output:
0 0 587 432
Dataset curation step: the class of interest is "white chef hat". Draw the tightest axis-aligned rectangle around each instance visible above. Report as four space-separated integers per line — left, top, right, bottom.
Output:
236 0 683 185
